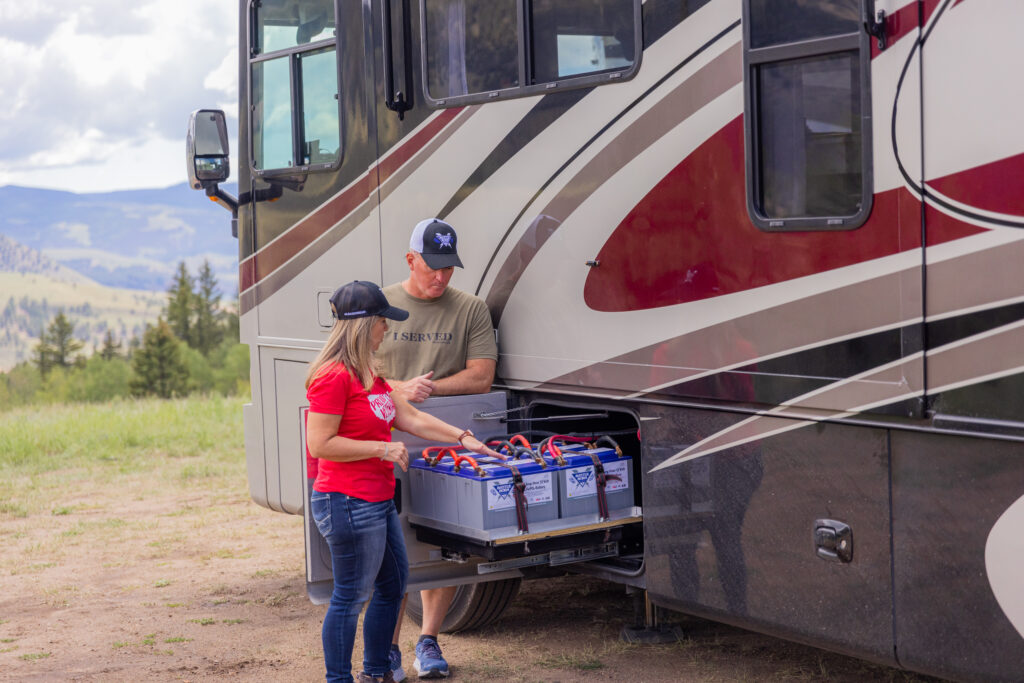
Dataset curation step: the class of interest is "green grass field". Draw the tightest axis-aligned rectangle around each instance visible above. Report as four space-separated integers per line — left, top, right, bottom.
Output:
0 394 246 517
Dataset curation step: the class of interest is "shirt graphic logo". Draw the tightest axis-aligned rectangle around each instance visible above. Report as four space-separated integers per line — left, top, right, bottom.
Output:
434 232 454 249
367 393 396 423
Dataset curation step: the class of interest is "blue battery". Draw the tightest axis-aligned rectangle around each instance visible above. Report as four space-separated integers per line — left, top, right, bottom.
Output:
553 447 635 520
453 459 558 530
408 454 558 533
408 456 462 525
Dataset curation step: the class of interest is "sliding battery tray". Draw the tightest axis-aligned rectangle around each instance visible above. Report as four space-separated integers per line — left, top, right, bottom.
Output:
409 507 643 562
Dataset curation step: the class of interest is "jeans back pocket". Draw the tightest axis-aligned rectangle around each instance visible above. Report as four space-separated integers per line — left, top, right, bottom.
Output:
310 492 332 538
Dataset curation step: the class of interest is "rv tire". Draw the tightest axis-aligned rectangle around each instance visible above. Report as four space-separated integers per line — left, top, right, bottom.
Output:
406 577 522 633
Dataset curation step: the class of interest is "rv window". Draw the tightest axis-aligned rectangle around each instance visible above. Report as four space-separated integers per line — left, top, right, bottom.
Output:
421 0 641 105
253 58 295 170
758 52 862 219
254 0 336 55
300 48 342 165
742 1 871 231
248 0 341 174
748 0 860 49
423 0 519 99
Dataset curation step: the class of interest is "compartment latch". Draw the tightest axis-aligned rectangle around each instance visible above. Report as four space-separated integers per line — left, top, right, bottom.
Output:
814 519 853 563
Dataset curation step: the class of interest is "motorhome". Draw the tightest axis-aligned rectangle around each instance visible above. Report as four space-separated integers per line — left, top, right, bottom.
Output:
186 1 1024 680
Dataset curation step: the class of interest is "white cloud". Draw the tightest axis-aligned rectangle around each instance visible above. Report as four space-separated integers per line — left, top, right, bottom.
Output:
0 0 238 193
53 221 92 246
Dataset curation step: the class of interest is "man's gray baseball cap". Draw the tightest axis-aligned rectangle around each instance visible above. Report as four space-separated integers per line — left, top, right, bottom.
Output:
409 218 463 270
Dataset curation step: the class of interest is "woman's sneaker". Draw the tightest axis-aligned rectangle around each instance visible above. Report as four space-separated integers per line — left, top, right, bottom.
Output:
389 643 406 682
413 636 449 678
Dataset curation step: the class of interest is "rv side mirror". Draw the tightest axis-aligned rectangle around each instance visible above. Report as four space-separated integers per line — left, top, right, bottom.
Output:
186 109 230 189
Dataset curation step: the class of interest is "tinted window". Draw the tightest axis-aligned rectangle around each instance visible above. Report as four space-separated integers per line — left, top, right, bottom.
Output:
756 52 863 219
253 58 294 170
530 0 636 82
254 0 336 55
749 0 859 49
743 0 870 230
423 0 519 98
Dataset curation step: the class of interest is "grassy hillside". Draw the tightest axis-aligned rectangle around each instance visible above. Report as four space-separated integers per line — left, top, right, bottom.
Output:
0 272 163 370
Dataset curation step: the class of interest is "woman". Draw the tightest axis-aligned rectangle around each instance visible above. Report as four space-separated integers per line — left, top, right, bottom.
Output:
305 280 499 683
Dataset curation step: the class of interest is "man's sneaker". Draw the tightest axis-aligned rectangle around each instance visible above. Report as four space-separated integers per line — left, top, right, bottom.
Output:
413 636 449 679
389 643 406 682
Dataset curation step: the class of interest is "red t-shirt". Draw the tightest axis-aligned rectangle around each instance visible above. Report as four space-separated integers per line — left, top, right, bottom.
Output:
306 363 397 502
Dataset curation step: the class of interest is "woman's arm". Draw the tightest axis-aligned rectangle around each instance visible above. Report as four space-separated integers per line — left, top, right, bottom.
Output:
391 396 501 458
306 412 409 471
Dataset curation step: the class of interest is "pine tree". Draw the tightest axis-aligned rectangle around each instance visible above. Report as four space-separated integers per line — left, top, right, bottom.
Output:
166 262 194 344
100 330 122 360
130 319 189 398
32 326 54 377
192 260 224 355
46 311 83 369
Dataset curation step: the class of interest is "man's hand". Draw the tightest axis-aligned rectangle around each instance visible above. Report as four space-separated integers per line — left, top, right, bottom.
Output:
395 371 435 403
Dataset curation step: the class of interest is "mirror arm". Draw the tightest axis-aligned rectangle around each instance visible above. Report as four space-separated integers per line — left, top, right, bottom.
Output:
205 183 239 217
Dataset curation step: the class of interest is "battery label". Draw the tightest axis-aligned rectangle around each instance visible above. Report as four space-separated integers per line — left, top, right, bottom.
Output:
565 460 630 498
487 473 553 510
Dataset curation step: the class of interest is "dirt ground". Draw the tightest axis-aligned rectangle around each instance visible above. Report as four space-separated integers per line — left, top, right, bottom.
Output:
0 483 941 682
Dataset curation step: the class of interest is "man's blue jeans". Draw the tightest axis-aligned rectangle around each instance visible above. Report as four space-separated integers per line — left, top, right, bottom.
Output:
311 491 409 683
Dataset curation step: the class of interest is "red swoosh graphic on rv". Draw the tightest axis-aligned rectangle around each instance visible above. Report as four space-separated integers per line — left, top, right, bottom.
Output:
583 118 986 313
239 108 464 294
925 153 1024 217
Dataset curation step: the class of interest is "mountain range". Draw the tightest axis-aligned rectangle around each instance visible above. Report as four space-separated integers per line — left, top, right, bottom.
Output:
0 183 239 293
0 183 239 370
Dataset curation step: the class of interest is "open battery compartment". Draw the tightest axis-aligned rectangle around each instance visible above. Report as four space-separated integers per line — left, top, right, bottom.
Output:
407 397 644 576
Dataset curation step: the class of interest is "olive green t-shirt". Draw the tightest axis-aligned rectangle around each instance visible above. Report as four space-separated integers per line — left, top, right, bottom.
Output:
376 283 498 382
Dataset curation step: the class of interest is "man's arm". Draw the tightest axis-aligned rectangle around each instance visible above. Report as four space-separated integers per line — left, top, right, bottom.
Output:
431 358 495 396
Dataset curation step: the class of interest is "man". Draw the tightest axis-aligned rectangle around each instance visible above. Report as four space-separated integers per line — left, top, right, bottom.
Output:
376 218 498 680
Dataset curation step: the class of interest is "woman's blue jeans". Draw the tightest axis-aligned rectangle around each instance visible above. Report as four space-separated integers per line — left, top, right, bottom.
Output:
310 491 409 683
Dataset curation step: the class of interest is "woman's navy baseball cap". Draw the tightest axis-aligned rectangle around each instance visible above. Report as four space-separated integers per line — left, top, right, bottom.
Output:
409 218 463 269
329 281 409 321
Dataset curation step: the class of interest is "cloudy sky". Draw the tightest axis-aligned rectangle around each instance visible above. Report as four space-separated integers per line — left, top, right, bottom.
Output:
0 0 238 193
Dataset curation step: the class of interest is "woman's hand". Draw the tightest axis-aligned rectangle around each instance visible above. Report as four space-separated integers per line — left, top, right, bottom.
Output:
459 435 503 459
382 440 409 472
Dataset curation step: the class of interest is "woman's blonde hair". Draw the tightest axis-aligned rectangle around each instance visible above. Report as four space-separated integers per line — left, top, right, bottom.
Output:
305 316 380 391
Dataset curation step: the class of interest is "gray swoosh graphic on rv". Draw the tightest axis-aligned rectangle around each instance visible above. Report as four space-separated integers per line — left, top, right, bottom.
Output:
538 266 923 406
650 319 1024 472
484 39 743 322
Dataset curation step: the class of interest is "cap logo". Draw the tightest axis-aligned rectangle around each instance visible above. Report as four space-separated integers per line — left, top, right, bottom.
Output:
433 232 454 249
343 310 367 317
